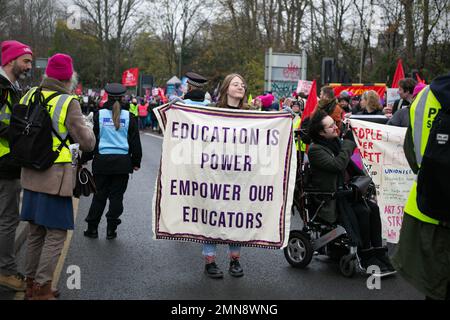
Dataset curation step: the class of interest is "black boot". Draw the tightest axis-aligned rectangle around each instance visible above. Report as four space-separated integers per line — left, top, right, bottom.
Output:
358 248 380 270
373 247 396 273
83 224 98 238
204 262 224 279
106 225 117 240
359 248 395 276
229 258 244 277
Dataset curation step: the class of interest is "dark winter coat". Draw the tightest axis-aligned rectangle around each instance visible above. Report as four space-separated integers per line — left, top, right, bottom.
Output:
308 139 356 223
0 69 22 179
82 100 142 175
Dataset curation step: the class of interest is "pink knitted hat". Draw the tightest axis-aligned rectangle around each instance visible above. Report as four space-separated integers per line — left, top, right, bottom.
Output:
45 53 73 81
1 40 33 66
413 82 427 98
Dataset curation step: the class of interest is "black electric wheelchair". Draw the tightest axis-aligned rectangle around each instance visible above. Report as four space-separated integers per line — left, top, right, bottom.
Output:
284 131 376 277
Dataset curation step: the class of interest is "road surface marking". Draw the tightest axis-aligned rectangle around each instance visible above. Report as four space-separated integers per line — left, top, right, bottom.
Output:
144 132 163 140
52 198 79 293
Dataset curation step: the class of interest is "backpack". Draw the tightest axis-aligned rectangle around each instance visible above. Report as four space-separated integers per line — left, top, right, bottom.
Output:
416 106 450 222
8 87 70 170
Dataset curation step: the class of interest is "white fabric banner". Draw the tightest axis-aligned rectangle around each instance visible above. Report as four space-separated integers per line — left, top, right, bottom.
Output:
152 102 297 249
349 119 415 243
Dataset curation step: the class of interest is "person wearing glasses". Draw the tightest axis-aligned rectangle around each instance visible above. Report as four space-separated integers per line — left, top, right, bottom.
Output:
203 73 248 279
308 110 395 274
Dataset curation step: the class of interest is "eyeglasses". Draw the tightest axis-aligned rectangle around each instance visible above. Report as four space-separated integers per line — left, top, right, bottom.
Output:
324 123 337 130
231 82 246 89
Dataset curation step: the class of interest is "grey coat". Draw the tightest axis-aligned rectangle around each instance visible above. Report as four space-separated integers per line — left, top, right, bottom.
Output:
307 139 356 223
387 107 410 127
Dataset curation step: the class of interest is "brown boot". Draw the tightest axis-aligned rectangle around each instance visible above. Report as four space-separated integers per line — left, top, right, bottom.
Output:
26 278 60 300
0 273 26 291
31 281 57 300
25 277 34 300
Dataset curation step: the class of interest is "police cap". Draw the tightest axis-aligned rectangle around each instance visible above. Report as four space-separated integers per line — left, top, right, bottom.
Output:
105 83 126 97
185 72 207 88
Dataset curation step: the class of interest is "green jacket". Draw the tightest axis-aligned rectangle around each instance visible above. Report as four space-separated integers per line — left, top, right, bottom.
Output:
308 139 356 223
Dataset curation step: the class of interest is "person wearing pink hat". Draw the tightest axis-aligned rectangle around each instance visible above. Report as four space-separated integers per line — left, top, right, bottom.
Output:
19 53 95 299
412 82 427 98
0 40 33 292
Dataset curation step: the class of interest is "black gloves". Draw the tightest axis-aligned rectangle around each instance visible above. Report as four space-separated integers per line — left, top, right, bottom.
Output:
342 125 356 144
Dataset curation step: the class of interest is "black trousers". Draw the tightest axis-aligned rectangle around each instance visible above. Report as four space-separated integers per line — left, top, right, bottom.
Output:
352 200 383 249
85 174 129 228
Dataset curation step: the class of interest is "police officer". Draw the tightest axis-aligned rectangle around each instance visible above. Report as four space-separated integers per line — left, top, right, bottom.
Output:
182 72 209 106
392 73 450 300
83 83 142 239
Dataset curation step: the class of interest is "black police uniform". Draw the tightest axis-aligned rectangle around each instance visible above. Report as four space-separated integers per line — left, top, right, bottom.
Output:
183 72 208 102
82 83 142 239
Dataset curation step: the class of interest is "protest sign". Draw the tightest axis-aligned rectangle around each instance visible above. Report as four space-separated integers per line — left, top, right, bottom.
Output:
349 119 415 243
386 88 400 107
296 80 313 95
152 102 296 249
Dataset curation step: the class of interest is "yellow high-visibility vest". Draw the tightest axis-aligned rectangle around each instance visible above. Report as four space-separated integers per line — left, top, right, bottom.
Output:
293 115 301 151
404 86 440 225
129 103 138 117
19 87 74 164
0 90 13 158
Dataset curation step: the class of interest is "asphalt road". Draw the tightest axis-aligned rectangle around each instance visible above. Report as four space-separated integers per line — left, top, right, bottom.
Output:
51 131 423 300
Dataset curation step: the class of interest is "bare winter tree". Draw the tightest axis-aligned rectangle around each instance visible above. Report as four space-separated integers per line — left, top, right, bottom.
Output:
417 0 448 69
0 0 11 37
73 0 145 82
148 0 213 76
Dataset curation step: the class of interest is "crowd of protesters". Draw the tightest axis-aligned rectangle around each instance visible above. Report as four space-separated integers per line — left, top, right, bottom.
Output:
1 37 448 301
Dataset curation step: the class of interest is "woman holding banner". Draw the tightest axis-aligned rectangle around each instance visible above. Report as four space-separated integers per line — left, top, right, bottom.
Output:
202 74 248 279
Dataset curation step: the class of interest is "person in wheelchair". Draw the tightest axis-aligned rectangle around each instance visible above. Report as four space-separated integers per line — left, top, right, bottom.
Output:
307 110 395 275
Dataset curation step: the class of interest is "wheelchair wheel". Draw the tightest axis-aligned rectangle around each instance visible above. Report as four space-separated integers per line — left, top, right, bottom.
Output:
339 254 356 278
284 230 313 268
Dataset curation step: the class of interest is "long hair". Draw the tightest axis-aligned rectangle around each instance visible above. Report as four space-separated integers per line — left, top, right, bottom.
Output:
362 90 382 111
112 99 121 130
216 73 247 109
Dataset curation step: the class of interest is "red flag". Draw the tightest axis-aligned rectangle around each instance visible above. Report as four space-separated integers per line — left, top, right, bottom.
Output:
391 59 405 88
302 79 317 120
75 83 83 95
99 91 108 108
122 68 139 87
416 73 426 84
